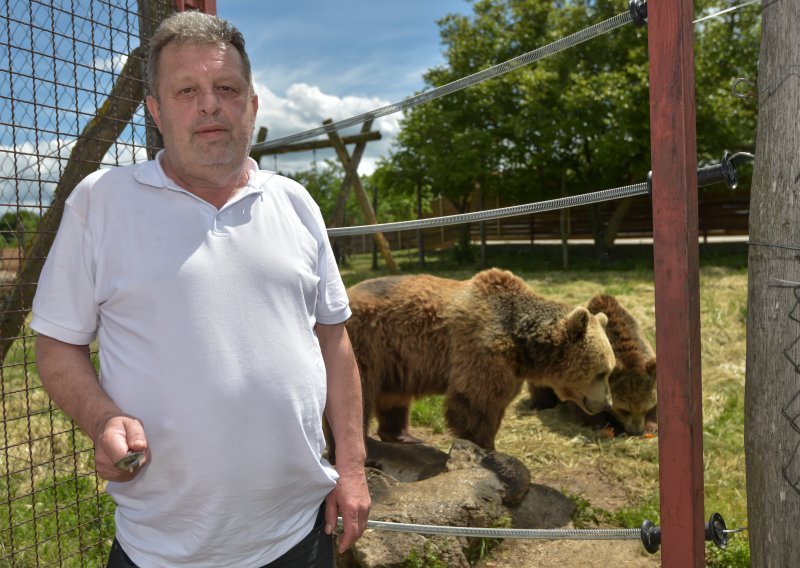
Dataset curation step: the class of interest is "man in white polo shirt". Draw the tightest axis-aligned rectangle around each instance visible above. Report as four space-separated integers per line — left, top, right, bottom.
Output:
31 10 370 568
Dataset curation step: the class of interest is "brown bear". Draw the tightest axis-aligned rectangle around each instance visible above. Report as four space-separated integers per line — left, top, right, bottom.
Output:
528 294 657 435
345 268 616 451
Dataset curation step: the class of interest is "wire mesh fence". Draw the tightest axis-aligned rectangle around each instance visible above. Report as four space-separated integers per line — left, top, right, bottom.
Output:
1 1 173 564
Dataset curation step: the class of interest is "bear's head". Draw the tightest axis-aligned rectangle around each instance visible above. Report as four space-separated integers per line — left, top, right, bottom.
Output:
526 307 616 415
607 357 657 435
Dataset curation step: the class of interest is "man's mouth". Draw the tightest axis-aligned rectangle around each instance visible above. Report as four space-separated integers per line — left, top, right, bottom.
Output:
195 125 227 136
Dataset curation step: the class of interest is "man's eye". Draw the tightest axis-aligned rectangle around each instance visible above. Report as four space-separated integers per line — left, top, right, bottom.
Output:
218 85 235 92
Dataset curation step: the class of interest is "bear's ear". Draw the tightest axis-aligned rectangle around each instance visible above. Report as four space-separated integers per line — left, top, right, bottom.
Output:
595 312 609 329
562 307 590 340
645 357 657 379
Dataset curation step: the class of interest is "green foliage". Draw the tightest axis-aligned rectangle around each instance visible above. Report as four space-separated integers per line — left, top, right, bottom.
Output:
0 210 41 247
609 498 661 529
569 493 614 529
466 515 512 563
706 535 751 568
364 164 434 225
410 395 446 434
404 541 447 568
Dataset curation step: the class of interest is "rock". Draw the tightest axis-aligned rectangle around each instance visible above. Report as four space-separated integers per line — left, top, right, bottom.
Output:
510 483 576 529
366 467 505 528
479 452 531 507
350 467 505 567
365 436 448 482
348 437 574 567
447 439 531 507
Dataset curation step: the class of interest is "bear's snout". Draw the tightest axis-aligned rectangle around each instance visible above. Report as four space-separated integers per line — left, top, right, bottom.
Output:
581 394 610 416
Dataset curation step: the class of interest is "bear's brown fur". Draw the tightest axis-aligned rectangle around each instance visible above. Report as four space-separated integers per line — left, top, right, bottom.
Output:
528 294 657 435
345 268 616 450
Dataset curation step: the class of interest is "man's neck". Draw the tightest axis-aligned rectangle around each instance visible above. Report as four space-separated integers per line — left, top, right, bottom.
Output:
160 155 249 209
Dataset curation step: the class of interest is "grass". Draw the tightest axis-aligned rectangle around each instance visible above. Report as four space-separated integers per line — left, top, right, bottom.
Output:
345 240 750 566
1 327 108 567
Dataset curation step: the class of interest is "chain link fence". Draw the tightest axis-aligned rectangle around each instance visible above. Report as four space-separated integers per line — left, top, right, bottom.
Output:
1 1 173 564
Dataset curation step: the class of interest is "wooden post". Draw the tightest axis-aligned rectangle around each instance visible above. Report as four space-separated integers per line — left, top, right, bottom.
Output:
326 120 374 228
173 0 216 14
745 0 800 564
647 1 704 566
324 120 399 274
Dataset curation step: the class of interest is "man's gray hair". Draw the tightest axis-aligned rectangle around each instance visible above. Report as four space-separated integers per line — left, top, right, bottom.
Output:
147 11 253 98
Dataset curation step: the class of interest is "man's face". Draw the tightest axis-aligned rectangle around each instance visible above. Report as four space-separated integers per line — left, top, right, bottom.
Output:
146 42 258 177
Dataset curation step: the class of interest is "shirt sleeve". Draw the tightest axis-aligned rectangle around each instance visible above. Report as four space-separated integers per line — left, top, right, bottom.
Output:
280 177 351 325
31 193 99 345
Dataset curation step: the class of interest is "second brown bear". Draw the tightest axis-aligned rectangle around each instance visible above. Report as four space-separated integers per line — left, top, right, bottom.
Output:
528 293 657 435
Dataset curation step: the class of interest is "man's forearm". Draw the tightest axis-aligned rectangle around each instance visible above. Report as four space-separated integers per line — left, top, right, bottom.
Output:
35 334 122 443
315 322 367 471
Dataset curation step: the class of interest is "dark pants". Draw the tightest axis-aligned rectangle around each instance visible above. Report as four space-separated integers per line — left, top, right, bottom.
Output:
107 504 333 568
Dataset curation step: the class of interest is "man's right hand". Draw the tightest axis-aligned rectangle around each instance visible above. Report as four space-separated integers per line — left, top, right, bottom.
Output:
93 414 149 481
35 335 151 482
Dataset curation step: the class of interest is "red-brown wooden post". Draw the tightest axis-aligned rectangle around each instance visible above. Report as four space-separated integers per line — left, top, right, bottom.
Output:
647 0 704 566
174 0 217 14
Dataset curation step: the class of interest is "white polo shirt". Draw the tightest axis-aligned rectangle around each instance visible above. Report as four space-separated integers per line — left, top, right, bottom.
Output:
31 153 349 567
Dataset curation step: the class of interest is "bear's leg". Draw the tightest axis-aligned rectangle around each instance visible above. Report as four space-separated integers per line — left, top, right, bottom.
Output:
444 390 501 451
526 381 561 410
375 394 423 444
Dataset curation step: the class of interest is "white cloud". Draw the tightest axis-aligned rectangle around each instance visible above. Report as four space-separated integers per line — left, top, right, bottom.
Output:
252 81 403 175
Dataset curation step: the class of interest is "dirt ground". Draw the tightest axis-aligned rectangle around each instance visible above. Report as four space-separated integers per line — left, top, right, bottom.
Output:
477 539 660 568
474 464 662 568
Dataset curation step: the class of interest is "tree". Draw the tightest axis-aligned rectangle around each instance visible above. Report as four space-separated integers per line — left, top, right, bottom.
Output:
382 0 759 259
745 0 800 565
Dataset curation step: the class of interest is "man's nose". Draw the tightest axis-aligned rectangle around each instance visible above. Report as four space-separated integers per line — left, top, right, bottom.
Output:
198 90 221 115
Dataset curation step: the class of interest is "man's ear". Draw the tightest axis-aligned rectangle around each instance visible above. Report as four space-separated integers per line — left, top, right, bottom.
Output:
250 93 259 115
145 95 162 130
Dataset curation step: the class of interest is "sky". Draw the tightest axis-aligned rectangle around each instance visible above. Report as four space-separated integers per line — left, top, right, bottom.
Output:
216 1 475 175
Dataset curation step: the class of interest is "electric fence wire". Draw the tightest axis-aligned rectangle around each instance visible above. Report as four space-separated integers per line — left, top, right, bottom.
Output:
338 518 642 541
327 182 648 237
694 0 760 24
250 10 635 152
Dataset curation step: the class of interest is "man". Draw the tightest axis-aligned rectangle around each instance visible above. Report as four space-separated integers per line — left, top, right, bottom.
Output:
32 10 370 567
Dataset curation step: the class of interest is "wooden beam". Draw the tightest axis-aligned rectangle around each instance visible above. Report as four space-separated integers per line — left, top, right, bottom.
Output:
647 1 704 566
327 120 373 228
249 130 382 159
324 119 399 274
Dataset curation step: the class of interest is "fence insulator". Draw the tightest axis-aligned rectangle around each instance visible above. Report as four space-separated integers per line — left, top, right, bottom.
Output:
629 0 649 26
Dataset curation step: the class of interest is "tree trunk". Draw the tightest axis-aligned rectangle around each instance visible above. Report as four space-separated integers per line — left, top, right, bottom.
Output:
478 183 486 269
745 1 800 565
416 180 425 268
559 171 569 270
588 204 610 263
602 197 634 250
